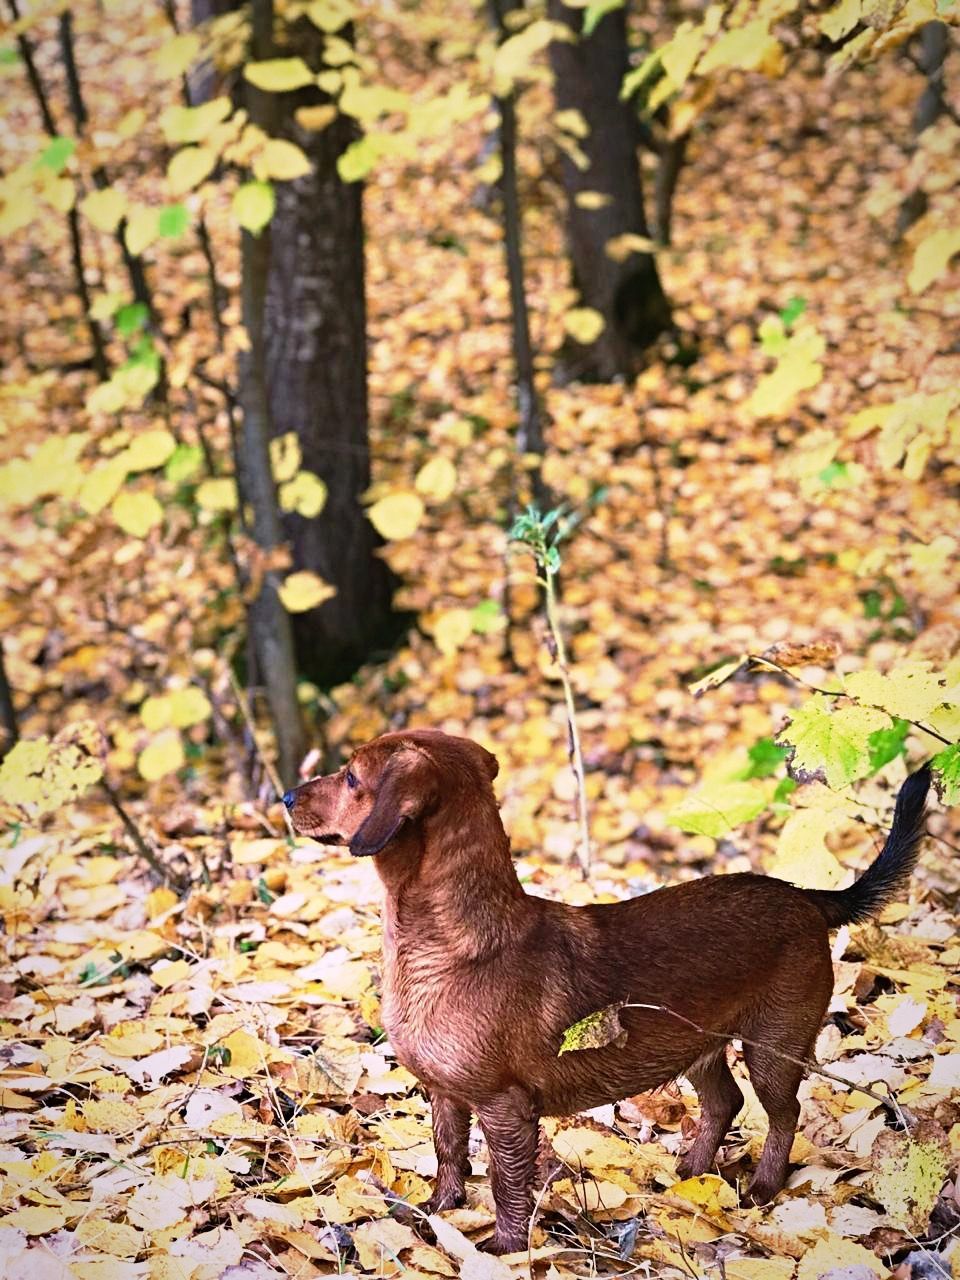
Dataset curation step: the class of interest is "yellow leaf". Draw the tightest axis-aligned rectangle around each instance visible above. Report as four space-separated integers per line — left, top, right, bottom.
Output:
244 57 315 92
117 107 146 139
77 461 127 516
124 205 159 255
232 180 275 234
80 186 128 233
167 145 217 196
661 21 706 88
111 490 163 538
844 662 946 720
699 20 784 76
746 325 825 419
0 1205 68 1234
156 32 201 80
138 729 185 782
493 18 566 93
768 809 846 888
367 491 424 540
41 174 75 214
82 1098 141 1132
169 687 213 727
432 608 473 657
121 428 177 472
151 958 193 988
160 96 232 145
75 1218 144 1258
820 0 862 40
669 1174 738 1212
415 455 457 503
279 470 328 517
295 104 338 131
0 732 102 817
196 477 238 511
574 190 612 209
910 534 956 575
141 694 173 731
605 231 658 261
908 227 960 294
797 1236 884 1280
270 431 301 481
279 570 337 612
564 307 606 344
255 138 313 181
306 0 356 32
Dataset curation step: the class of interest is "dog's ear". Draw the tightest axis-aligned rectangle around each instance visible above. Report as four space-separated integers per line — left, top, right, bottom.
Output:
350 748 437 857
470 741 499 782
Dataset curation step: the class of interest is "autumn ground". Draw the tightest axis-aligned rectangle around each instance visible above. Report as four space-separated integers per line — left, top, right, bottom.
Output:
1 3 960 1279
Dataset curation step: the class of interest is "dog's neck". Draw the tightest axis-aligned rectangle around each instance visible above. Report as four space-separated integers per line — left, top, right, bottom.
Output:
374 796 529 962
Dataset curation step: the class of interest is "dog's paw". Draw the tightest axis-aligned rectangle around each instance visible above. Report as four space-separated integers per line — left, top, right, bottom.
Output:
743 1176 782 1206
477 1232 527 1256
424 1189 466 1214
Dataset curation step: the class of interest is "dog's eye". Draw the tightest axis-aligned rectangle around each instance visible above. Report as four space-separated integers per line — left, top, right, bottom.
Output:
345 768 358 790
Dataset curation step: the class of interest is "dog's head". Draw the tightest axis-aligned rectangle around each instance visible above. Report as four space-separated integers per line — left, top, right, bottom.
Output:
283 729 499 857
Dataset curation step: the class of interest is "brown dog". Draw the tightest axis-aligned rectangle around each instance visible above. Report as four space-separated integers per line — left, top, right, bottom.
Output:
284 730 929 1253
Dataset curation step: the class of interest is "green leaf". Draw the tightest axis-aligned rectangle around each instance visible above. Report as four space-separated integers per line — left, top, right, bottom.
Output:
115 302 149 338
232 181 275 234
38 136 76 174
844 663 946 721
470 599 504 634
165 443 204 485
779 295 807 328
867 718 910 773
743 737 790 779
559 1002 626 1054
931 742 960 805
583 0 624 39
666 780 768 837
778 694 890 789
158 203 189 238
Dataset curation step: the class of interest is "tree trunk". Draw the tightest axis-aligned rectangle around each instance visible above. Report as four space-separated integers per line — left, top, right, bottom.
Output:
0 640 17 760
548 0 671 381
263 19 398 687
236 0 306 788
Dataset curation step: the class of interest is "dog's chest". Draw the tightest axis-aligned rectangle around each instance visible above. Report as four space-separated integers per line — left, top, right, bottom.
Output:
380 946 494 1095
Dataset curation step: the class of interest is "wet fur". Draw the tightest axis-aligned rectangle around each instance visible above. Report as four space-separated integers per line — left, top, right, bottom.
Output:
286 731 930 1253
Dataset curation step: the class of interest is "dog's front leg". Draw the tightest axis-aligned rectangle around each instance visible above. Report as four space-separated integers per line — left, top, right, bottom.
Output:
426 1093 472 1213
476 1086 538 1255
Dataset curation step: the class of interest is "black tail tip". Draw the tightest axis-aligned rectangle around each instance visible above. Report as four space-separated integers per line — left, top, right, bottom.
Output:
898 763 932 811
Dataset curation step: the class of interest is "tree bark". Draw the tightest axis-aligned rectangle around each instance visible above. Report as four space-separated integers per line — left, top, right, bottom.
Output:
548 0 671 381
263 19 398 686
236 0 306 788
489 0 547 505
0 640 17 760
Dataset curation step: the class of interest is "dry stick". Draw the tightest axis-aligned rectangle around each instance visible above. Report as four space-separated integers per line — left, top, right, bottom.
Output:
7 0 109 380
225 662 296 836
748 654 954 749
0 639 18 759
542 564 591 880
98 772 186 889
620 1001 912 1126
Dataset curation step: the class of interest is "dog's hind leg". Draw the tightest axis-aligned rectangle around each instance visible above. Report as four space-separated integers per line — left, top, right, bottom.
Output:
427 1093 472 1212
676 1047 743 1179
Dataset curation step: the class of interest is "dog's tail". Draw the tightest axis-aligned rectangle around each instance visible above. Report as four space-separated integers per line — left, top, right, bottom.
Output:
802 764 931 928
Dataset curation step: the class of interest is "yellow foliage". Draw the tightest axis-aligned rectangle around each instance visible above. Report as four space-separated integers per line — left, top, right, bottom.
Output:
278 570 337 612
367 491 425 540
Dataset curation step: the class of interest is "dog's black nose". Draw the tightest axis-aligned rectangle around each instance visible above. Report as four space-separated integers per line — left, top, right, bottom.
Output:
282 790 296 811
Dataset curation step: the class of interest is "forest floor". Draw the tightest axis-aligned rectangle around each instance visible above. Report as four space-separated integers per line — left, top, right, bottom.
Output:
1 4 959 1279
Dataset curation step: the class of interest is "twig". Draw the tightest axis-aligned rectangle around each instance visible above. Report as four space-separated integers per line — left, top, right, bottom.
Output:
224 662 296 830
543 565 591 879
99 773 184 889
620 1001 912 1125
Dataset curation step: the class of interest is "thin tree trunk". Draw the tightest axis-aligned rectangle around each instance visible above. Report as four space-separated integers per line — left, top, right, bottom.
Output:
262 18 398 687
0 641 17 760
489 0 548 506
548 0 671 381
58 10 171 407
7 0 109 380
237 0 306 788
896 22 952 239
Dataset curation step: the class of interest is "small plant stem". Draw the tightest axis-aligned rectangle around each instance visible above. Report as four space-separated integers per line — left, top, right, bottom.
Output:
99 774 183 888
543 564 591 879
225 661 296 832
